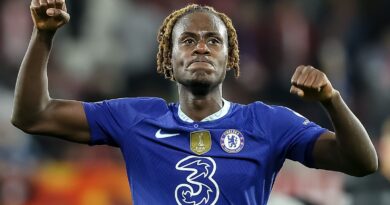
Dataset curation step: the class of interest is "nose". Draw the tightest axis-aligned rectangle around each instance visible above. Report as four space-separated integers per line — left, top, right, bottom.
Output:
193 40 210 55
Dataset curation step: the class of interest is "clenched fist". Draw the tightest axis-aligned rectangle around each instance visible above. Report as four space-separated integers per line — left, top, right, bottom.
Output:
290 65 338 102
30 0 70 31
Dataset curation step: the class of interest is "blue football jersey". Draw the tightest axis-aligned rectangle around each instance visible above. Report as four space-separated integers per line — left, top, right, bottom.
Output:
83 97 326 205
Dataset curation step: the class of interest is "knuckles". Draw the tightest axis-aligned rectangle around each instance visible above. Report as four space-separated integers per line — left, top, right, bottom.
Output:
294 65 326 79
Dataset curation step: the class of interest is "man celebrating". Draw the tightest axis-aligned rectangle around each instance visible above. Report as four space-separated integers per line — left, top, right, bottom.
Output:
12 0 377 204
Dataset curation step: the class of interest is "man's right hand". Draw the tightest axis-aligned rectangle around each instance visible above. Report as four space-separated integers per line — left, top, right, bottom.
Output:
30 0 70 31
12 0 90 144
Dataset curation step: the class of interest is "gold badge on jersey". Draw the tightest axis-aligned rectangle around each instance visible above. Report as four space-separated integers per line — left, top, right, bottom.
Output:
190 130 211 155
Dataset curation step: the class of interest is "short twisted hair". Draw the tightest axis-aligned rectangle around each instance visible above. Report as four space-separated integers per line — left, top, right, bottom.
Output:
156 4 240 80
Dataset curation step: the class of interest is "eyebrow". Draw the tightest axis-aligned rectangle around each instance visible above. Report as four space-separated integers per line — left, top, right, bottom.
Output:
179 31 223 38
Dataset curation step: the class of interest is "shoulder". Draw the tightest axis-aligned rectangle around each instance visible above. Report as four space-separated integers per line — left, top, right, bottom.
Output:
236 101 308 129
228 101 272 118
228 101 275 131
103 97 166 105
246 101 305 119
101 97 166 107
240 101 281 116
85 97 169 116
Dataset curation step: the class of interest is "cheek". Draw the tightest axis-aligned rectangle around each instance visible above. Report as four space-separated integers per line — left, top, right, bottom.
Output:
217 49 229 67
171 46 183 65
171 48 185 78
172 57 185 72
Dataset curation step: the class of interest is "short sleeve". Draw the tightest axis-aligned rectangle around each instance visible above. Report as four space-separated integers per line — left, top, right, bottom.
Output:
269 106 327 168
83 98 139 146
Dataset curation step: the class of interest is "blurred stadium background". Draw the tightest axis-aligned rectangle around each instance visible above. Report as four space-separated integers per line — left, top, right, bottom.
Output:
1 0 390 204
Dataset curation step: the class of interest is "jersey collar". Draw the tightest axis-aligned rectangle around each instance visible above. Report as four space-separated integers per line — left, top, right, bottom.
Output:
178 99 231 123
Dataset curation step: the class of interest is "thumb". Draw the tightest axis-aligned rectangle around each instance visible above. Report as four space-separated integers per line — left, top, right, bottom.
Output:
46 8 70 22
290 85 304 97
46 8 57 16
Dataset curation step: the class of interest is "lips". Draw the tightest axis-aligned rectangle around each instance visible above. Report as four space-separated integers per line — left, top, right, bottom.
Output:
188 57 213 67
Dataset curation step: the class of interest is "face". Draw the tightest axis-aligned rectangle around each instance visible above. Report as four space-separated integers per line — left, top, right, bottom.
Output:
171 12 229 90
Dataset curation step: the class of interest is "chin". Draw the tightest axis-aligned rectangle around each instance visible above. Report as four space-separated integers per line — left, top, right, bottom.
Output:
186 77 212 88
188 81 212 96
180 77 221 96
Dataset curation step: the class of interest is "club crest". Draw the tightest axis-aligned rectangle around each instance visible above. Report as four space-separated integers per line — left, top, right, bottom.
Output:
220 129 244 153
190 130 212 155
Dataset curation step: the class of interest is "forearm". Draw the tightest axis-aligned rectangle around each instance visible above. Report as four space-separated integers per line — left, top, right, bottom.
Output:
321 91 378 174
12 28 55 128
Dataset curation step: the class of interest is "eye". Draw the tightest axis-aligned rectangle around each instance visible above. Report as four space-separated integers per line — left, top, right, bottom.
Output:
182 38 195 45
207 38 221 45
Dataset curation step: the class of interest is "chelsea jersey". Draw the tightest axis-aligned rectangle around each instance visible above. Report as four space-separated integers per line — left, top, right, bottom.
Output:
83 97 326 205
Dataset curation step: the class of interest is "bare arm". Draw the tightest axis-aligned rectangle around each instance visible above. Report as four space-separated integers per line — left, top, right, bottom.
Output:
290 65 378 176
11 0 90 143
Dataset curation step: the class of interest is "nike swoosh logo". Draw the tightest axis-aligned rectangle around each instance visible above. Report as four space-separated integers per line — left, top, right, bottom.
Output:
155 129 180 139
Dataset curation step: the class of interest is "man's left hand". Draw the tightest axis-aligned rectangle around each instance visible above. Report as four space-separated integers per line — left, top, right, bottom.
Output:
290 65 337 102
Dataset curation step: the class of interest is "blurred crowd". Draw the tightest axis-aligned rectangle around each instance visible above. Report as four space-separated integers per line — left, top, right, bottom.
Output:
0 0 389 204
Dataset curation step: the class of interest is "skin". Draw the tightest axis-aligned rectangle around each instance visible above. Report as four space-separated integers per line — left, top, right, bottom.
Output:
291 66 377 176
171 12 229 121
12 0 89 143
380 132 390 180
12 0 378 176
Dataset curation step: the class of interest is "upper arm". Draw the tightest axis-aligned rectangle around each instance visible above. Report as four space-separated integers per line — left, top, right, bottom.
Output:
265 105 327 167
16 99 91 144
312 131 345 172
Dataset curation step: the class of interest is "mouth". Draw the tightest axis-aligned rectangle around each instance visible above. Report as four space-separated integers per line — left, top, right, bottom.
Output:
188 57 214 67
187 58 215 73
187 63 215 73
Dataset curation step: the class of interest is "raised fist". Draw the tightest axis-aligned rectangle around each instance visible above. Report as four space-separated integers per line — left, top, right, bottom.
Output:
30 0 70 31
290 65 337 102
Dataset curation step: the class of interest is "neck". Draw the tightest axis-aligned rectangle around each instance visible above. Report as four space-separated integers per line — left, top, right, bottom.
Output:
178 84 223 121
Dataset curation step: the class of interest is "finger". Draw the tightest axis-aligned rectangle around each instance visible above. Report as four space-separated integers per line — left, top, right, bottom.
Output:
46 8 56 16
63 2 67 13
46 8 70 23
291 65 305 85
303 69 318 88
59 9 70 23
47 0 55 8
55 0 65 10
31 5 45 18
30 6 41 22
39 0 48 8
290 85 304 97
312 72 328 89
38 0 49 17
31 0 39 7
30 0 41 14
309 72 324 92
296 66 312 85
